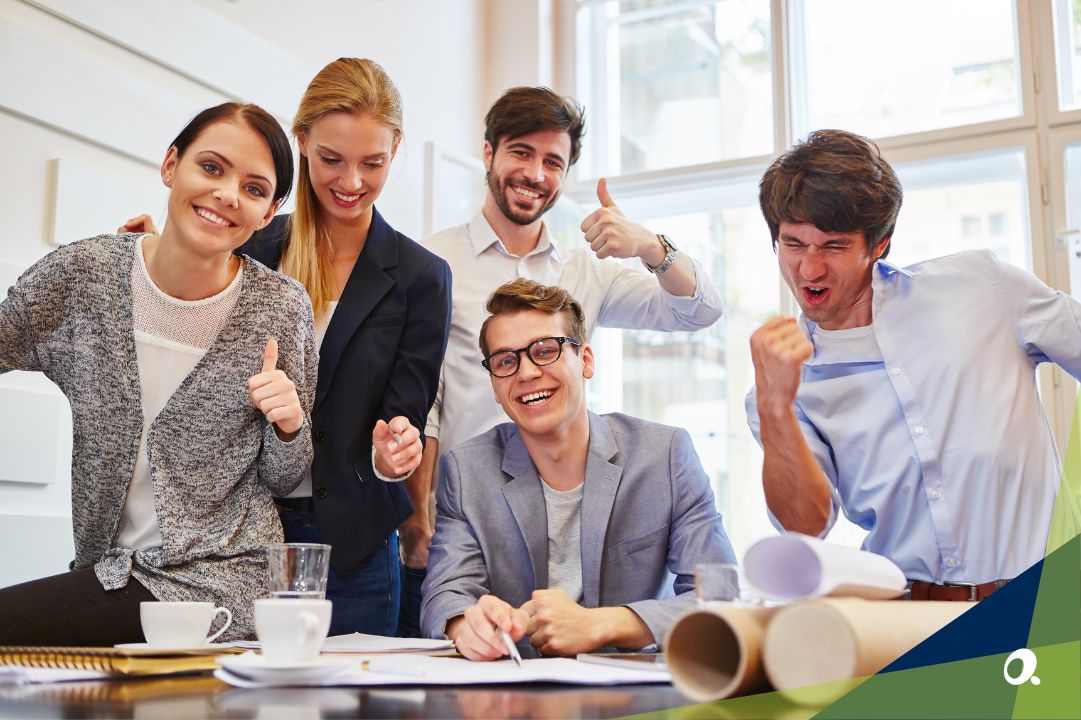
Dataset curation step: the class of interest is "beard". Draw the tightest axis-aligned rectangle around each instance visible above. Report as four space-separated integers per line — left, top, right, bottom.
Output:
486 169 559 226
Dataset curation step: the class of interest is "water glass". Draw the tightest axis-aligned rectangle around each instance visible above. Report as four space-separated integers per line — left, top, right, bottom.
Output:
267 543 331 599
695 563 740 606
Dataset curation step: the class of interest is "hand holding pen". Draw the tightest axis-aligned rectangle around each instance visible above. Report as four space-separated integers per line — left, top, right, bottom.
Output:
449 595 529 663
372 416 423 479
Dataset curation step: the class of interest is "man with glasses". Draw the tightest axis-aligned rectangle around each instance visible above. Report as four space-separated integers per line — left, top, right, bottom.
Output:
400 86 722 637
420 279 735 660
747 129 1081 600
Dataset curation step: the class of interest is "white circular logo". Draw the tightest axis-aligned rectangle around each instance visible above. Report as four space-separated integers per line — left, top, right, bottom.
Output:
1003 648 1040 686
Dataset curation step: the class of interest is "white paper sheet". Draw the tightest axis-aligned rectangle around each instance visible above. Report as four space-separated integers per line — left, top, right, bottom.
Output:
743 533 906 600
233 632 455 654
0 665 109 685
214 655 671 688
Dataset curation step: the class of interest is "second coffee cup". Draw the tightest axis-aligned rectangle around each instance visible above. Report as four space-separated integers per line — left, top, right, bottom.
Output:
254 598 332 665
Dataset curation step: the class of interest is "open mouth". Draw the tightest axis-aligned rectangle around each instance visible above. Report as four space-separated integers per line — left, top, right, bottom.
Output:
803 287 830 306
517 389 555 406
193 205 235 227
330 189 364 207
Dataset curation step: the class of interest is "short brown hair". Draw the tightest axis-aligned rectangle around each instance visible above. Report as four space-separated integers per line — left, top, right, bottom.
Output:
759 129 903 257
484 87 586 167
479 279 587 358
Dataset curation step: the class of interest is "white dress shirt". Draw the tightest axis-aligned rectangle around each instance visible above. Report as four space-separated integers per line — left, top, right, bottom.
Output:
423 211 723 455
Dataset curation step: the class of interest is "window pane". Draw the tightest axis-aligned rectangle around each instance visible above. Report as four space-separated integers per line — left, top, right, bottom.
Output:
1062 142 1081 295
576 0 773 177
597 192 780 553
791 0 1020 139
1053 0 1081 111
889 148 1030 270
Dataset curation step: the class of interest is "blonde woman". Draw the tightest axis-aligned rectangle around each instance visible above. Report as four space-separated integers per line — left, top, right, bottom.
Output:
239 59 450 635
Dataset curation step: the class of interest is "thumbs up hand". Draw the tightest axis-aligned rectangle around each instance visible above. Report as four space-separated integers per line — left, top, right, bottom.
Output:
579 178 666 265
248 338 304 439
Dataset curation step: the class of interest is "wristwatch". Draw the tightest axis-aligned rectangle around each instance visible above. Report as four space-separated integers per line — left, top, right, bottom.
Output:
644 234 678 275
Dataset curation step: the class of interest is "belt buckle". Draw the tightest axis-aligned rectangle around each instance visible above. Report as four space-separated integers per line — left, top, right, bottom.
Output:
942 580 978 601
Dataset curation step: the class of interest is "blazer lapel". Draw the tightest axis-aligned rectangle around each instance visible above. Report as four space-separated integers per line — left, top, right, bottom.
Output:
315 208 397 410
580 413 623 608
500 428 548 590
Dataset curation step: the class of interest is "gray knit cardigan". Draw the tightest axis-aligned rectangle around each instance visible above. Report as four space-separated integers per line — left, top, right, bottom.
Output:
0 234 316 640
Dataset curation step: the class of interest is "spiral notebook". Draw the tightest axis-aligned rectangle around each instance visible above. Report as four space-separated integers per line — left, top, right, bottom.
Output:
0 646 224 680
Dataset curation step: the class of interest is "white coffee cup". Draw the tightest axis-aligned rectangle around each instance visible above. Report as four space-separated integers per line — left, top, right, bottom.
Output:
254 598 332 665
140 601 232 647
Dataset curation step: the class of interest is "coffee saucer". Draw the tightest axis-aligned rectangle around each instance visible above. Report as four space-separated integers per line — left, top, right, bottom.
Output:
113 642 236 655
217 652 357 683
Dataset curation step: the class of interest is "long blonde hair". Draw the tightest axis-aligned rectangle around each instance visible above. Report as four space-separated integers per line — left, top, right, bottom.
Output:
281 57 404 317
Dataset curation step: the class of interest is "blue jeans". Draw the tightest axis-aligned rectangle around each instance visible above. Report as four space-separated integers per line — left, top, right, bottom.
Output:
396 565 426 638
277 497 400 637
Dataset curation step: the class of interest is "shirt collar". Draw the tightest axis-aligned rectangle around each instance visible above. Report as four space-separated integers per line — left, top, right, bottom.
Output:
875 258 913 280
467 210 561 261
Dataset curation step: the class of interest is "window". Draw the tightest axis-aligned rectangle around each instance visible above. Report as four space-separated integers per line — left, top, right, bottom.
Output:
569 0 1077 554
790 0 1021 139
576 0 774 176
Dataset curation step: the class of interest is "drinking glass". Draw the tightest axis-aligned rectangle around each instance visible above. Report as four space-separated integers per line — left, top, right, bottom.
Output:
695 563 741 606
267 543 331 600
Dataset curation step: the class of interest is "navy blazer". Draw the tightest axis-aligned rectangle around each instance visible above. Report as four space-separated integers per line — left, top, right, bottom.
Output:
240 209 452 572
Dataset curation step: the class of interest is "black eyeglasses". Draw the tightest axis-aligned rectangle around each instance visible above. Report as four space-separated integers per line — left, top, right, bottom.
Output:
481 336 582 378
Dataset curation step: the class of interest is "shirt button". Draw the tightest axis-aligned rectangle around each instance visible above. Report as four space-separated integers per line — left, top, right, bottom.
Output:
930 489 942 500
890 367 901 375
945 556 959 568
913 425 925 435
315 485 329 499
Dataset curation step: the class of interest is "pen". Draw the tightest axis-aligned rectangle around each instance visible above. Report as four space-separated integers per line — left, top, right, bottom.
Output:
361 658 427 678
501 631 523 668
392 432 402 446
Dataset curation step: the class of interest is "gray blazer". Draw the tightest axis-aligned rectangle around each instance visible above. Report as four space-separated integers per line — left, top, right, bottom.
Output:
421 411 736 650
0 235 316 640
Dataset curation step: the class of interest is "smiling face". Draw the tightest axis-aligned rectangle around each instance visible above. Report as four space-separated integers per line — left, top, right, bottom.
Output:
484 309 593 443
161 119 279 258
484 129 570 226
297 111 398 230
777 222 891 330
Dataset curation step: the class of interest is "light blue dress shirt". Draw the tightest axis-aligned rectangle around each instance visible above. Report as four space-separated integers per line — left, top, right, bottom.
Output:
747 250 1081 583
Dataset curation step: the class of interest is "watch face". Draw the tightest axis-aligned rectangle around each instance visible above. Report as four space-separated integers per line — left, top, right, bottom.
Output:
658 234 677 252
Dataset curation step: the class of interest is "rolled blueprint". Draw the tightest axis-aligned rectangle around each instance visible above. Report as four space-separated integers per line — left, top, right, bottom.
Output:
744 533 907 601
665 605 778 702
762 598 973 705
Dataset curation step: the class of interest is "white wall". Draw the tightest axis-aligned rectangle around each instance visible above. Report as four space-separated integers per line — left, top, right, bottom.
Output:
0 0 512 586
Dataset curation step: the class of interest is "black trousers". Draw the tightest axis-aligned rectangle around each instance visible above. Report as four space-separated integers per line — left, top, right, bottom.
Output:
0 568 154 646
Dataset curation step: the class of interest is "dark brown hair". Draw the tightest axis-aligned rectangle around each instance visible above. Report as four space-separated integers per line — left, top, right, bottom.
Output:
170 102 294 205
759 129 902 257
479 279 587 358
484 87 586 167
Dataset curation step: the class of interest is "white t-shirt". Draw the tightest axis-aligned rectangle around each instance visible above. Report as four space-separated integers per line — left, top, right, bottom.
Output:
116 236 242 550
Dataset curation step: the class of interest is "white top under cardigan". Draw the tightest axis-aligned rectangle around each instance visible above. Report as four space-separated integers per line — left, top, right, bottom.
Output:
117 236 243 550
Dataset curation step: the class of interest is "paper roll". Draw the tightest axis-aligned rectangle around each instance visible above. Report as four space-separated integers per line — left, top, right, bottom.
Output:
665 605 778 702
744 534 906 600
762 598 973 705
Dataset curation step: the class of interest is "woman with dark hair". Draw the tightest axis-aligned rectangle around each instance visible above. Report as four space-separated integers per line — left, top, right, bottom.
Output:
0 102 316 645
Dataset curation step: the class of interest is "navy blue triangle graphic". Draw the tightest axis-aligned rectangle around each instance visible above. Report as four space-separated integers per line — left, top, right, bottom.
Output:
881 554 1045 673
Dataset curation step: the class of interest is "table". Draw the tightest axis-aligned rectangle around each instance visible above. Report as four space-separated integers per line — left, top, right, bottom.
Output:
0 674 693 718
